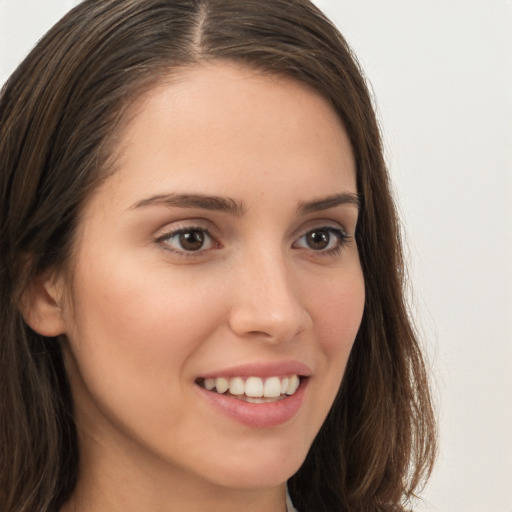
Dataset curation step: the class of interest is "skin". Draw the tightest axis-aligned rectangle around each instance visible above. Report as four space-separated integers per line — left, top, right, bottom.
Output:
31 62 365 512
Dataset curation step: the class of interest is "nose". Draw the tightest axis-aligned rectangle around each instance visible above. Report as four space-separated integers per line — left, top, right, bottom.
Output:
227 249 312 343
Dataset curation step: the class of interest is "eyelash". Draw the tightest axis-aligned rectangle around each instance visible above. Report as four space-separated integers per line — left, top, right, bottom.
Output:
293 226 351 257
156 225 351 258
156 226 217 258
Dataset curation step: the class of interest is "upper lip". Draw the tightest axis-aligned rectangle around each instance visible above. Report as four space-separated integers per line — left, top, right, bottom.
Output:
198 360 312 379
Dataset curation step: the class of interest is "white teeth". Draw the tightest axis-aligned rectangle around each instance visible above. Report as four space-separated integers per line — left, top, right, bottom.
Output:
215 377 229 394
202 374 302 398
263 376 282 398
280 377 289 394
286 375 300 395
245 396 266 404
245 376 264 397
244 396 284 404
229 377 245 395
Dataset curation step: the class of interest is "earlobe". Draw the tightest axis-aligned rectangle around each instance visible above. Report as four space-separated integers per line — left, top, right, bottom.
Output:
21 272 67 337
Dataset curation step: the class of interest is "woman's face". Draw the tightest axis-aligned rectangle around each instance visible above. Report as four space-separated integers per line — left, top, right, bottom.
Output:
56 63 365 493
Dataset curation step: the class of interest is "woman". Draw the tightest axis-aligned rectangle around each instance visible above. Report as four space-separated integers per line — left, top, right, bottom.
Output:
0 1 436 511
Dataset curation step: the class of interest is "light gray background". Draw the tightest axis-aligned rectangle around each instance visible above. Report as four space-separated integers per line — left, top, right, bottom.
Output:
1 1 511 511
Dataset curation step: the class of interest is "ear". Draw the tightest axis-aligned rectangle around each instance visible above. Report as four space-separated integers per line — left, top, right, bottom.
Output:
21 271 67 337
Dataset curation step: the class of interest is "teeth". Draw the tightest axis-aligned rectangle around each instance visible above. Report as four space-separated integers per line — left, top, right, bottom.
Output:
215 377 229 394
286 375 300 395
245 396 266 404
245 377 264 397
263 376 281 398
201 375 302 398
229 377 245 395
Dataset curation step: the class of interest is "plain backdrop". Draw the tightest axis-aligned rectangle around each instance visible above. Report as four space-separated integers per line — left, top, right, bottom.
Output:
1 1 511 511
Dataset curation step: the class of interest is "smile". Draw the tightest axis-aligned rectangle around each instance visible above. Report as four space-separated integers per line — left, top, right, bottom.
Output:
197 375 302 403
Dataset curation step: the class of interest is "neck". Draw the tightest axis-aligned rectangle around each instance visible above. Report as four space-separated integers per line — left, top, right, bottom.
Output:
63 481 288 512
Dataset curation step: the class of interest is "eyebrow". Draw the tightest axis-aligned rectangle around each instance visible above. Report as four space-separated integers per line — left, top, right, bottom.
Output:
131 191 360 216
297 192 360 215
130 193 246 216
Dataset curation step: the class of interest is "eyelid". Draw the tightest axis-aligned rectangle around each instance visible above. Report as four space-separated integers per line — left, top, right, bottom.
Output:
292 223 352 255
293 218 351 239
155 222 221 257
153 218 353 259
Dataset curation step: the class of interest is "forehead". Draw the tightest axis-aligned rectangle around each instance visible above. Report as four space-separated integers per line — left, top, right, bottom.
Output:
91 62 356 214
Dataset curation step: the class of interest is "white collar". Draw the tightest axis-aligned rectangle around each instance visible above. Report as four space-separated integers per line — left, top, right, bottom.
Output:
286 488 299 512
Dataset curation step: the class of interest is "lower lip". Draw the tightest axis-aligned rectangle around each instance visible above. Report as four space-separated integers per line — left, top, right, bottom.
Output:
196 379 308 428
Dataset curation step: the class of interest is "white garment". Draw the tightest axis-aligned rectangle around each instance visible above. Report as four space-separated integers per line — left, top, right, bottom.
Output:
286 488 299 512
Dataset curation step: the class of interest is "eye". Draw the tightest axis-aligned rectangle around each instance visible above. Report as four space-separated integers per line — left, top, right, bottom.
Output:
293 227 349 253
158 227 216 254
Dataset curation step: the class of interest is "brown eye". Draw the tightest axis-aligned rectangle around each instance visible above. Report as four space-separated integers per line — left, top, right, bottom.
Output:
293 226 349 253
305 230 330 250
179 230 205 251
160 227 215 254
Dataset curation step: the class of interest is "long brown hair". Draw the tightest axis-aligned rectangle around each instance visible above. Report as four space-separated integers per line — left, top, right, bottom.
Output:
0 1 436 511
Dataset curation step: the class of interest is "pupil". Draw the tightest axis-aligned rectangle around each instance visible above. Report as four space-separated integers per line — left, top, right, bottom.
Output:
180 230 204 251
307 230 329 250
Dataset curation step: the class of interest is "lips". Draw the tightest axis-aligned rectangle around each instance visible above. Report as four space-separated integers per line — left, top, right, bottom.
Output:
195 361 311 427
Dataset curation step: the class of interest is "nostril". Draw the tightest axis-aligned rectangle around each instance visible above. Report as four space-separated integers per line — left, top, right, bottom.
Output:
227 300 312 343
247 330 272 337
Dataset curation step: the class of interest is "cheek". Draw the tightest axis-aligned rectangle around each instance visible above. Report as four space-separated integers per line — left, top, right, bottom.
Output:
313 268 365 350
70 251 223 347
62 255 226 407
61 258 233 459
308 267 365 403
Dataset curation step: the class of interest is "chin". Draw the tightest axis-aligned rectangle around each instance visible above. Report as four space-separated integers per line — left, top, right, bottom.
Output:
200 440 308 490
